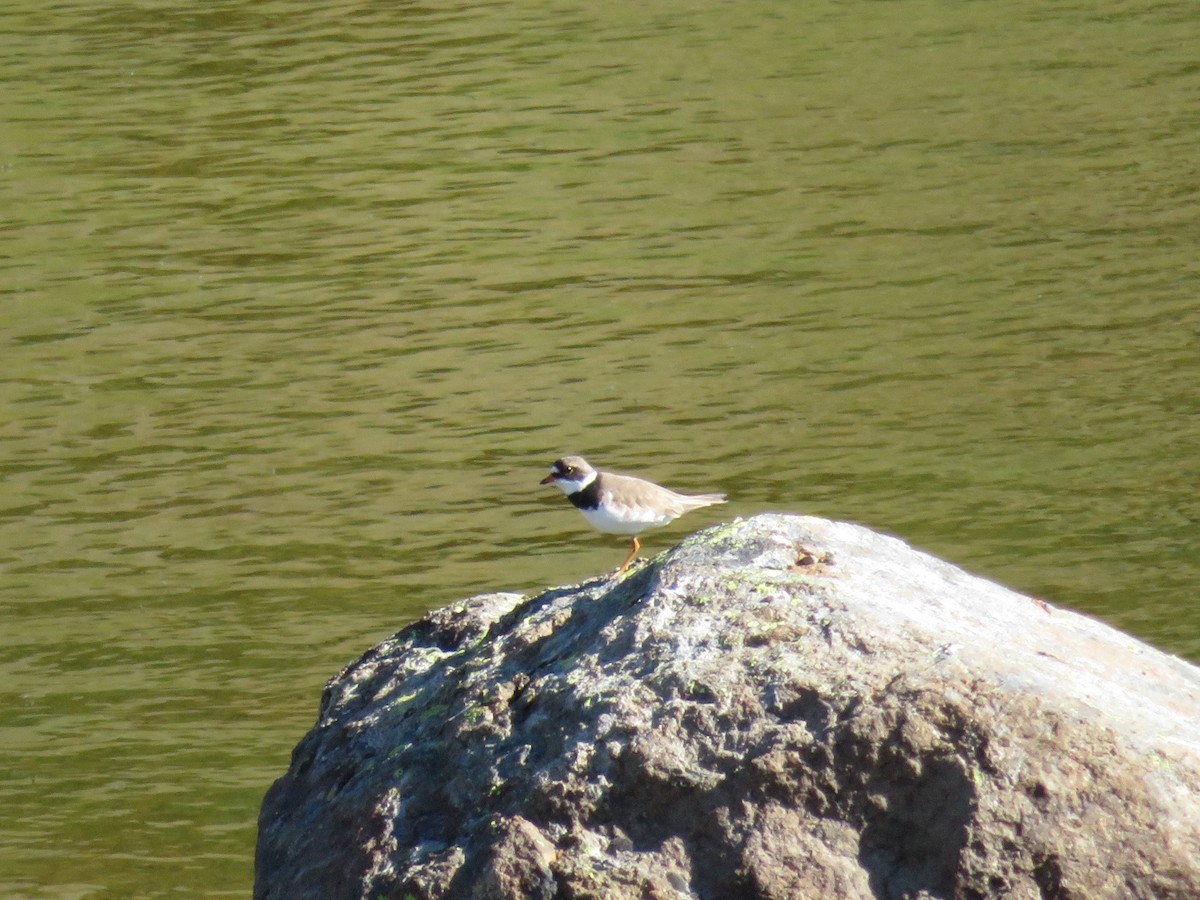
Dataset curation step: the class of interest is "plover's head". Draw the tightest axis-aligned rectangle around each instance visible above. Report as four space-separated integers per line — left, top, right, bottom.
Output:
540 455 597 494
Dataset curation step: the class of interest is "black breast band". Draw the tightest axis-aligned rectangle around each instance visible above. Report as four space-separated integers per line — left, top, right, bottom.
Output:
568 478 602 510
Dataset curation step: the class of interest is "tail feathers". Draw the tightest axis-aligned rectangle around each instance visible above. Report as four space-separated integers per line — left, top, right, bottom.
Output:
682 492 726 509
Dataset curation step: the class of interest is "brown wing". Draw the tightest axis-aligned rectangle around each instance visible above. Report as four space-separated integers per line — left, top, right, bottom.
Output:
601 472 726 518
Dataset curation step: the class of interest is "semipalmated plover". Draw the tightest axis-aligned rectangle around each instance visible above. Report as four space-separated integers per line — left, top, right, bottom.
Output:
540 455 726 573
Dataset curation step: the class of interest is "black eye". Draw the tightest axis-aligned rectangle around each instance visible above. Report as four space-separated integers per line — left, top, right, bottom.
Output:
563 466 575 477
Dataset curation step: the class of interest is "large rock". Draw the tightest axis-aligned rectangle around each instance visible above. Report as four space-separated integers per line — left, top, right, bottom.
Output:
255 515 1200 899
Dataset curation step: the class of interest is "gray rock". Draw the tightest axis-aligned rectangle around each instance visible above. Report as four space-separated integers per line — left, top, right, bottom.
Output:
255 515 1200 899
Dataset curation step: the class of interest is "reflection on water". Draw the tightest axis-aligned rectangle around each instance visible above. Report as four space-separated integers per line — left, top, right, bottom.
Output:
1 0 1197 894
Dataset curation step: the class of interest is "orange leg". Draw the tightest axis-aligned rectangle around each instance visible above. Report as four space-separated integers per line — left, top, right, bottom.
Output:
618 536 641 574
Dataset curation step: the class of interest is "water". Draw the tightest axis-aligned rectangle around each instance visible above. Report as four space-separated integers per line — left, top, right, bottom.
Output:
1 0 1197 895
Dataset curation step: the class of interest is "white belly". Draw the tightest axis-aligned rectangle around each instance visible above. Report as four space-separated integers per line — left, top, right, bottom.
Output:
580 502 671 535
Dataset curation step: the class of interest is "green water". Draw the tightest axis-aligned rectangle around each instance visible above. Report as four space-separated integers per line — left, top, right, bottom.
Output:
1 0 1197 895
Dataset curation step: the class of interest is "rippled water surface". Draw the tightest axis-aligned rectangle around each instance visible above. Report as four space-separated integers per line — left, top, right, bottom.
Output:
2 0 1197 894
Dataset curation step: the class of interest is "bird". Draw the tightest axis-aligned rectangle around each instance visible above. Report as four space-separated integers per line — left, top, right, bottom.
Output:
540 455 726 573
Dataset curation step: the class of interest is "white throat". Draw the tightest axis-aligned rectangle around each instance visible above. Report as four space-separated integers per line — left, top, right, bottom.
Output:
551 469 597 496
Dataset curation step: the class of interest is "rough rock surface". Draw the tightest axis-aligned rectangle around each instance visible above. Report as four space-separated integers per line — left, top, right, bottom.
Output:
256 515 1200 900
